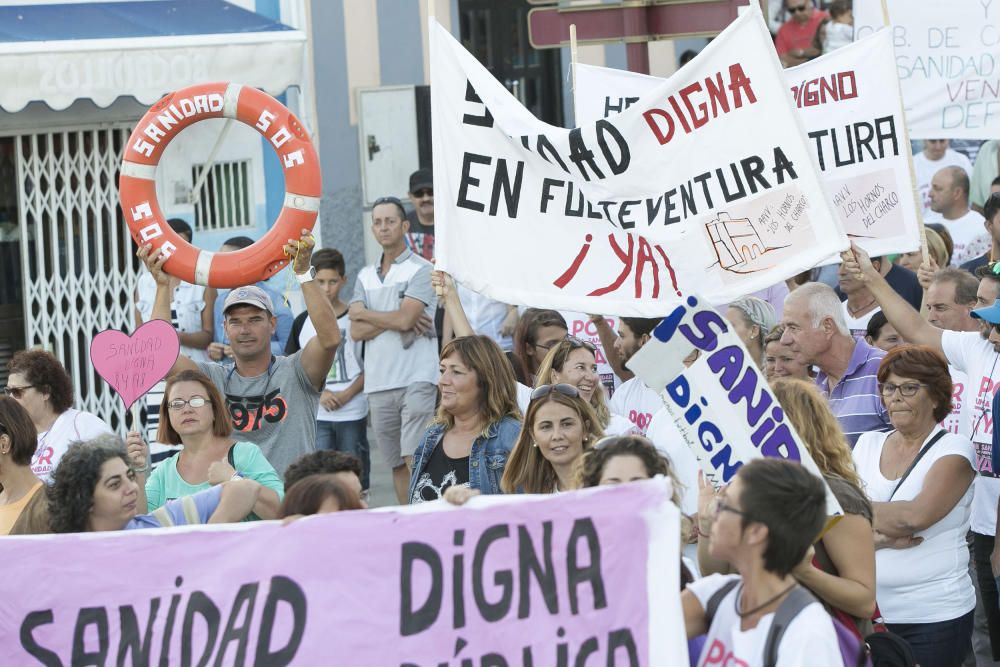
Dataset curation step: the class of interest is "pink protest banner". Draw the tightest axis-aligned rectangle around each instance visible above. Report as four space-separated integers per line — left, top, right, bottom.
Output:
0 481 684 666
89 320 180 410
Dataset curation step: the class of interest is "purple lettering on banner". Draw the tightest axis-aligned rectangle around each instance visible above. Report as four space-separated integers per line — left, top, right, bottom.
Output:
1 482 686 665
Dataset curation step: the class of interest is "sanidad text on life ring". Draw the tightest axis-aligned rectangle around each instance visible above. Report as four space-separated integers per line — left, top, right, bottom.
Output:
119 82 321 288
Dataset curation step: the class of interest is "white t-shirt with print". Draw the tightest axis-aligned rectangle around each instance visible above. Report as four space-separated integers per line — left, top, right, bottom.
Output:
941 330 1000 536
608 377 664 436
298 313 367 422
941 365 971 438
32 408 113 483
853 429 976 623
924 208 990 267
689 574 842 667
840 303 881 339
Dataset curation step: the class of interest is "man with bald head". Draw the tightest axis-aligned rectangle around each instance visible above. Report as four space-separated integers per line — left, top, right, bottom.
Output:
927 165 991 266
780 282 891 446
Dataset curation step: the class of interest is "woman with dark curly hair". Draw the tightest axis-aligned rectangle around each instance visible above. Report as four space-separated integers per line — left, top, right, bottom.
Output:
0 397 43 534
6 350 112 483
853 345 976 666
280 473 366 517
48 435 262 533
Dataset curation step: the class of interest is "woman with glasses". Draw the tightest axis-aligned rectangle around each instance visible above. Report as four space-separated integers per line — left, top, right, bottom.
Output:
500 383 603 494
6 350 112 483
408 335 521 504
853 345 976 667
0 397 43 535
143 369 284 520
510 308 569 385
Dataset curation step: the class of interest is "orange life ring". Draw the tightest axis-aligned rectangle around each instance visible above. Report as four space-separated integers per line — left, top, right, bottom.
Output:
119 82 321 288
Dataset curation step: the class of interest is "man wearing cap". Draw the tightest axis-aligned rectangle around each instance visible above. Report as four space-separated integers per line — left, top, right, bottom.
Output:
406 168 435 261
842 243 1000 664
137 231 340 476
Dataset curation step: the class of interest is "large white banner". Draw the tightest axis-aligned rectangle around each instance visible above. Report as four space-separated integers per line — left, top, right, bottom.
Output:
856 1 1000 139
576 29 921 258
431 5 847 316
626 294 843 517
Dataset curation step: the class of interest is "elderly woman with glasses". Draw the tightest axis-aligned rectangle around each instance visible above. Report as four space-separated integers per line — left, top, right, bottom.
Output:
407 335 521 504
6 350 113 483
143 369 284 520
853 345 976 667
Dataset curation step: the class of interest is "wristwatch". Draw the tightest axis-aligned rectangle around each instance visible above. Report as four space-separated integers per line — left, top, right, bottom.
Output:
295 266 316 284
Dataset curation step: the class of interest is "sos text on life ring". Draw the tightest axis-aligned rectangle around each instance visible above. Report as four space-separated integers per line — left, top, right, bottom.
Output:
119 83 321 288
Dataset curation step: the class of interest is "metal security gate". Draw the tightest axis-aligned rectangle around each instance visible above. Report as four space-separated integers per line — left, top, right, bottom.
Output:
14 126 139 432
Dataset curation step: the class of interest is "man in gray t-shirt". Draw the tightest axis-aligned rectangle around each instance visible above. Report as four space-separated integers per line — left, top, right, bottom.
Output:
137 232 341 475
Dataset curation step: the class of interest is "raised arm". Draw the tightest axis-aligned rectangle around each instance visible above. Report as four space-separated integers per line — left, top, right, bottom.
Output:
873 455 975 537
287 232 341 390
589 315 633 381
136 243 200 376
432 270 474 338
842 243 944 353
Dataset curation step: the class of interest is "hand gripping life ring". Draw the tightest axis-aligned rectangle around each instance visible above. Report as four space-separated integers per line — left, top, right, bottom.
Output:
119 83 321 288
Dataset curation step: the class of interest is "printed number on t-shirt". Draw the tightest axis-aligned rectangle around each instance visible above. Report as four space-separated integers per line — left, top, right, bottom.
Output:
226 388 288 432
629 410 652 432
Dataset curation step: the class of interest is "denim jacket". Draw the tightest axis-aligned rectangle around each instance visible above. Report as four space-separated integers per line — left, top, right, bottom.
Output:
408 415 521 500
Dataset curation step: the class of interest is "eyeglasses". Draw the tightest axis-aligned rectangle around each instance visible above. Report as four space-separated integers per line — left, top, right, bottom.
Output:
566 335 597 353
411 188 433 198
878 382 927 397
788 4 809 13
167 396 209 410
715 501 748 518
3 385 33 399
530 383 580 401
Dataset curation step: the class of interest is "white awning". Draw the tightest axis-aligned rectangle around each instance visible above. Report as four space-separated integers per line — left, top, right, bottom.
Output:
0 2 306 113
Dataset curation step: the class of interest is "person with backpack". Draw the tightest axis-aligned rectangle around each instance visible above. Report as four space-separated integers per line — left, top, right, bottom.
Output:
682 459 846 666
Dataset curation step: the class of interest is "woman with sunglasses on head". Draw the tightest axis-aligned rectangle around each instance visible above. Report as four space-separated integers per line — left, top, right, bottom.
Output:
48 435 262 533
6 350 112 483
408 335 521 504
853 345 975 667
143 369 284 520
501 383 603 494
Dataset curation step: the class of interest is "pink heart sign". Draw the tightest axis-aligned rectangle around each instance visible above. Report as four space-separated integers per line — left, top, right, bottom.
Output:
90 320 180 410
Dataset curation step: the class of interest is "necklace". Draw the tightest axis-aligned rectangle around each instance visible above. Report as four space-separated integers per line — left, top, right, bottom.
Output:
735 582 797 618
846 297 877 317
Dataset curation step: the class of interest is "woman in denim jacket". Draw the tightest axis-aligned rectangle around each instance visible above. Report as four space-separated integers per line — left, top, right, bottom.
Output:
408 336 521 503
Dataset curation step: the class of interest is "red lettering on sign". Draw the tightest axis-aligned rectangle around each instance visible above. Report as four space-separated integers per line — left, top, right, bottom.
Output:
554 233 681 298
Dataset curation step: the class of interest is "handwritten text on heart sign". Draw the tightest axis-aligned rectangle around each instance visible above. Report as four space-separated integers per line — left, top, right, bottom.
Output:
90 320 180 410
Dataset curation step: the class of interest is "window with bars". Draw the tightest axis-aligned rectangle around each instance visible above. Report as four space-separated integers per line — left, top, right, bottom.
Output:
191 160 253 231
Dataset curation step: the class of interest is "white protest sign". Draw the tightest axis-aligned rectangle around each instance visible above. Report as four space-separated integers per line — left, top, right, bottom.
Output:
856 1 1000 139
576 29 922 259
626 294 843 517
430 5 847 316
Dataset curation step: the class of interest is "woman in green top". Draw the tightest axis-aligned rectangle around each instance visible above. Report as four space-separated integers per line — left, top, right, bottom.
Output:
143 369 283 520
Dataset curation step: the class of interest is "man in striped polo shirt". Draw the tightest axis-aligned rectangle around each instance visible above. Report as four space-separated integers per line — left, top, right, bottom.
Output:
780 282 891 446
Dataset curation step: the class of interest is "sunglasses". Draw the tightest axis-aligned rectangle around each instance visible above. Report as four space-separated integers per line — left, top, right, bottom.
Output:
3 385 33 399
530 383 580 401
411 188 433 198
788 4 809 12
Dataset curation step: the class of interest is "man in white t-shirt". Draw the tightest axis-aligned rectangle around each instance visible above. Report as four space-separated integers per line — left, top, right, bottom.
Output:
925 166 991 266
915 139 974 214
926 269 981 438
684 459 842 666
608 317 666 435
843 243 1000 663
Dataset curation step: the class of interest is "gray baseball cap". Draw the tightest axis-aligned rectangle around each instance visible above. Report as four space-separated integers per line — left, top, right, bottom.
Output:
223 285 274 315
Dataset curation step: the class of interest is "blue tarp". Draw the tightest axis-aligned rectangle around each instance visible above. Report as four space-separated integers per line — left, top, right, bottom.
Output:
0 0 294 42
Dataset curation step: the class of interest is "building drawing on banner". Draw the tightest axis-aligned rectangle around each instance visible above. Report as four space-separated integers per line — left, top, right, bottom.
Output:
707 212 787 274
